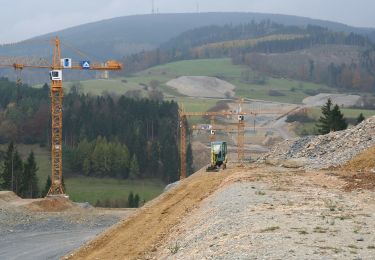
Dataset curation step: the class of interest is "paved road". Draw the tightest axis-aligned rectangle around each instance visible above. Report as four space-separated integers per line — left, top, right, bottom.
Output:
0 229 104 260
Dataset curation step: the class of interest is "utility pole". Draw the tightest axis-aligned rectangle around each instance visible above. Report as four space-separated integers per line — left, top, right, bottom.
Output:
152 0 155 14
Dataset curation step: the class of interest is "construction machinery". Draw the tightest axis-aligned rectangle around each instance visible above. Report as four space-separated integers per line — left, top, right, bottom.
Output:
0 37 123 196
206 141 227 171
179 105 246 179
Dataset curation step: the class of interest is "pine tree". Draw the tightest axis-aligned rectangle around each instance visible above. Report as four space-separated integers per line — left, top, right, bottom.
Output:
129 154 140 179
128 191 134 208
316 98 333 134
134 193 140 208
356 113 365 125
21 151 39 198
330 105 348 131
41 175 52 197
1 141 14 190
12 151 23 196
316 99 347 134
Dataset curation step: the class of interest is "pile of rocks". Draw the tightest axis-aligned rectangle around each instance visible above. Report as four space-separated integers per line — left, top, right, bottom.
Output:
263 116 375 170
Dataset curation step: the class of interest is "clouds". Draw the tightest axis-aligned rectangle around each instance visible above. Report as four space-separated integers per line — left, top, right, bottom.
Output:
1 0 374 43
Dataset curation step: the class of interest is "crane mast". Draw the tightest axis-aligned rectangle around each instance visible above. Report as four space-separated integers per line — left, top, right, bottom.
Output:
48 37 64 195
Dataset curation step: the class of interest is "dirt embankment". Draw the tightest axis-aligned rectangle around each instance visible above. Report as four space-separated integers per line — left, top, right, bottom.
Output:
65 161 375 259
65 168 237 260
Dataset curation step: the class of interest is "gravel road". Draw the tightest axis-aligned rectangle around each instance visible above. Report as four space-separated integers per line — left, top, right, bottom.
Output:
156 167 375 259
0 204 132 260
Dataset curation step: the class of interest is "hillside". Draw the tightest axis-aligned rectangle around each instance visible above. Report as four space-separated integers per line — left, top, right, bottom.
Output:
1 12 375 60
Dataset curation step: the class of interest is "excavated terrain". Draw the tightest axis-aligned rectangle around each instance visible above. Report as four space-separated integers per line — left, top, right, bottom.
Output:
65 116 375 259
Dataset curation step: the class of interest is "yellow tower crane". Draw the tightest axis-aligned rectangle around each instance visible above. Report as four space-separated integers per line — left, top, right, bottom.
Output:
0 37 123 196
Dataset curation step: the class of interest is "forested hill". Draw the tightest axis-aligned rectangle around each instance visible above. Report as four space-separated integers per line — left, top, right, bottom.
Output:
1 12 375 59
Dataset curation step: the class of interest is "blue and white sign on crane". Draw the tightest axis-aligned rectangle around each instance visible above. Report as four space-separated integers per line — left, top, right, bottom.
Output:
61 58 72 68
81 60 90 69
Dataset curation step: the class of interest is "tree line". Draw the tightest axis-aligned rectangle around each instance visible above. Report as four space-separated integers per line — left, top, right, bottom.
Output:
0 78 186 183
0 142 39 198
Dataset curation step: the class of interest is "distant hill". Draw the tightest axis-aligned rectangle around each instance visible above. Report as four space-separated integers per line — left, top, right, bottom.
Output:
1 12 375 60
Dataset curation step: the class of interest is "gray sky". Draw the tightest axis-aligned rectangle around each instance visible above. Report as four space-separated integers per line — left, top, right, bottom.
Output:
1 0 375 44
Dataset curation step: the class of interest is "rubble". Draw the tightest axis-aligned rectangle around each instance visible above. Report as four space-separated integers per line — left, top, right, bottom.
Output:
262 116 375 170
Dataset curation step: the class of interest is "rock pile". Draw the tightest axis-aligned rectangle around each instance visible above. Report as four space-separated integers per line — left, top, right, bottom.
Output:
263 116 375 170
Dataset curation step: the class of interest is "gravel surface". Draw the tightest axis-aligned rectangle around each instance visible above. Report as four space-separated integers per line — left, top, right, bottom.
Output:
156 168 375 259
166 76 235 98
262 116 375 170
0 201 131 260
302 93 361 107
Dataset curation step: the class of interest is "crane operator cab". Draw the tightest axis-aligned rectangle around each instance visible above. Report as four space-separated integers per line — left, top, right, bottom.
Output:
50 70 62 81
206 141 227 172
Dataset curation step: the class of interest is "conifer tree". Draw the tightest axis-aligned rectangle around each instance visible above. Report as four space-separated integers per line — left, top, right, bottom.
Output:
130 154 140 179
41 175 51 197
316 99 347 134
21 151 39 198
128 191 134 208
134 193 140 208
356 113 365 125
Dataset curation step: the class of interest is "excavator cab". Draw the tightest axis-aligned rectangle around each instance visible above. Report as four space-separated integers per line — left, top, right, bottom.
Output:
206 141 227 172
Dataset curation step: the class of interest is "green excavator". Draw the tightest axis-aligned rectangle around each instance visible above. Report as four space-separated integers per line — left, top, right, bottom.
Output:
206 141 227 172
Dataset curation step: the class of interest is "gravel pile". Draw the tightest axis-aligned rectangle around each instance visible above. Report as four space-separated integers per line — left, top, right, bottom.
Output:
263 116 375 169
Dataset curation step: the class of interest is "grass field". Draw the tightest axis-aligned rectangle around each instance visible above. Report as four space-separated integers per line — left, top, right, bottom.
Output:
0 144 166 204
65 176 165 205
34 58 335 105
308 107 375 120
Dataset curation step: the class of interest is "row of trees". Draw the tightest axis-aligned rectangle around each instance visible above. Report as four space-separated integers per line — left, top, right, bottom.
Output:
0 142 39 198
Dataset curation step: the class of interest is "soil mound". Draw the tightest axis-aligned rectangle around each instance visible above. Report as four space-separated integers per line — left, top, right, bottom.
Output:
342 145 375 172
26 197 77 212
0 191 21 203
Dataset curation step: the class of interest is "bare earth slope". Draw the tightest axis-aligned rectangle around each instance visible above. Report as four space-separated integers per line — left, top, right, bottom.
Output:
166 76 235 98
65 168 233 259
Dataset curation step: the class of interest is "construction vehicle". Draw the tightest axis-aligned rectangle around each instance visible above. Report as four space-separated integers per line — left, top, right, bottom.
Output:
0 37 122 196
206 141 227 172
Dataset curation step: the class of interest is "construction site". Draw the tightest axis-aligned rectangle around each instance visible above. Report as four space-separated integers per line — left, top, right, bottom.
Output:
0 86 374 258
1 8 375 260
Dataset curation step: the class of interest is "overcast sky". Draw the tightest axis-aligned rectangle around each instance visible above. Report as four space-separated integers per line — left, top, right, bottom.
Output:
1 0 375 44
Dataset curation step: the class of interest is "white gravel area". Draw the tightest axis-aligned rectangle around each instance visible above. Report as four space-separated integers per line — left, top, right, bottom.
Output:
303 93 361 107
166 76 235 98
156 169 375 259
